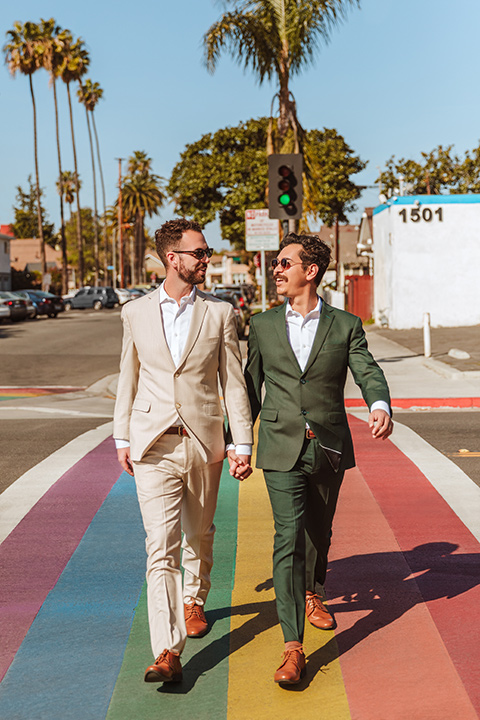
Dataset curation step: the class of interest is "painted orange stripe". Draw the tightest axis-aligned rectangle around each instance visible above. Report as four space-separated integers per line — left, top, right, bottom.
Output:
345 397 480 408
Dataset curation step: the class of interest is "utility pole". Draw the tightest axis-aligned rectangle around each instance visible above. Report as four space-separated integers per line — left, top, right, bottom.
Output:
116 158 125 288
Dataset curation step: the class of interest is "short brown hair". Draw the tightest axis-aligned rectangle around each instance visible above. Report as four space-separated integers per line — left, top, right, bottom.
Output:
155 218 203 264
279 232 331 286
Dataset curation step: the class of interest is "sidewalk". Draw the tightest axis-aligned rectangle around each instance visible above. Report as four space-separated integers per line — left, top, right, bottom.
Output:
1 329 480 718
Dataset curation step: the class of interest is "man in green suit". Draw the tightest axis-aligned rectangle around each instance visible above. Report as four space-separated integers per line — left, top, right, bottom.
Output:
245 233 393 686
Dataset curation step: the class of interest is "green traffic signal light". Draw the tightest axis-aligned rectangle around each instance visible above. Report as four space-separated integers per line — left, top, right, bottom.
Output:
279 193 291 206
267 154 303 220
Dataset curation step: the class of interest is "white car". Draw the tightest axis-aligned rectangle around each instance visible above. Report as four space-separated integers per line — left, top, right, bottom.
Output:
0 303 10 321
115 288 132 305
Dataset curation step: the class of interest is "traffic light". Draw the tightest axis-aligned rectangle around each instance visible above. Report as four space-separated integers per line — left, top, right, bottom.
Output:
268 153 303 220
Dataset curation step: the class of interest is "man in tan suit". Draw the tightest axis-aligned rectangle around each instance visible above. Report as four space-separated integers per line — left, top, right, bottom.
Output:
114 218 253 683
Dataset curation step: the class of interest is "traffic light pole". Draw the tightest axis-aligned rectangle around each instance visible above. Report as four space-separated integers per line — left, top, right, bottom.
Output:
260 249 266 312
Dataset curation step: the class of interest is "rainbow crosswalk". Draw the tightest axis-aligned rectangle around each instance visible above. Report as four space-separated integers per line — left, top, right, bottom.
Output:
0 418 479 719
0 387 85 402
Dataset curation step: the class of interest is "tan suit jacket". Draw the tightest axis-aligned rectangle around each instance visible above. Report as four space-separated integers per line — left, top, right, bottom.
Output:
113 287 253 463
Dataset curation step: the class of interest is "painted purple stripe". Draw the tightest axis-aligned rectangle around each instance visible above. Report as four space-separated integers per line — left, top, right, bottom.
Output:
0 436 120 682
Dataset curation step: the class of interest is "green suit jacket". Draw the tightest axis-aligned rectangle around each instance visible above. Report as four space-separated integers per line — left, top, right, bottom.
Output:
244 300 391 473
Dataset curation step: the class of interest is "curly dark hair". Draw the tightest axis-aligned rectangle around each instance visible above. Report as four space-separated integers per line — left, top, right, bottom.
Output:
279 232 331 286
155 218 203 264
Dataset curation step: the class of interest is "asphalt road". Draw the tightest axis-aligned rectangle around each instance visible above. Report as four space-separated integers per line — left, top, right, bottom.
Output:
0 309 123 494
0 308 123 387
396 410 480 489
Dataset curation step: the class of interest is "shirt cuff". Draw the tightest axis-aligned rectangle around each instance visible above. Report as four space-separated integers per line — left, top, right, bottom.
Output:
226 443 252 456
369 400 391 417
115 438 130 449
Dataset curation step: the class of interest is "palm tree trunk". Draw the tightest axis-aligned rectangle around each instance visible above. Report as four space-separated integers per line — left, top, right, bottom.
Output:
84 104 99 285
52 77 68 294
91 113 109 284
66 81 84 286
29 75 46 283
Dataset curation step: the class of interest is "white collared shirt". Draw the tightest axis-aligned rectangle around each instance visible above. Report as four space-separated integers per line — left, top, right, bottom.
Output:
159 282 196 367
285 296 390 417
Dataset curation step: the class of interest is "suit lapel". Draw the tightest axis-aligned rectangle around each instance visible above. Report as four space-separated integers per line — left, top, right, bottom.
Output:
146 288 176 371
176 292 207 370
273 303 303 373
303 301 335 374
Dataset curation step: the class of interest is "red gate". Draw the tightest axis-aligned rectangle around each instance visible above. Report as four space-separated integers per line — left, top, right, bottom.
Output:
344 275 373 321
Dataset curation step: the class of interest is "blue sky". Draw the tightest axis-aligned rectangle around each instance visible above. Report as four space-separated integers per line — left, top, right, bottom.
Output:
1 0 480 249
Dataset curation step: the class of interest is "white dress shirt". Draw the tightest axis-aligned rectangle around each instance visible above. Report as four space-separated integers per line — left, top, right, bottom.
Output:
285 296 390 417
115 283 252 454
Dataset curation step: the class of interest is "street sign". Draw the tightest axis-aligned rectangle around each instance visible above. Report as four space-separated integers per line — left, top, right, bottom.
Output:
245 208 280 251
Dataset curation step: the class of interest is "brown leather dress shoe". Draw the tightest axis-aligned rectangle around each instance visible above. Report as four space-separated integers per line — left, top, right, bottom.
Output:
305 592 336 629
185 602 208 637
144 649 183 683
274 649 306 685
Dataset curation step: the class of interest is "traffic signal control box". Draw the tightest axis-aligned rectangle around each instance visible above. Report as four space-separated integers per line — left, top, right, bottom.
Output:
268 153 303 220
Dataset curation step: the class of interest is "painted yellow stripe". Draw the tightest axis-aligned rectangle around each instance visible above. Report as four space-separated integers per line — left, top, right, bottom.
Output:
227 431 351 719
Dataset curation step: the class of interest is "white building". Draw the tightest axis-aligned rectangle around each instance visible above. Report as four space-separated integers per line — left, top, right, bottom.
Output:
373 195 480 329
0 231 11 290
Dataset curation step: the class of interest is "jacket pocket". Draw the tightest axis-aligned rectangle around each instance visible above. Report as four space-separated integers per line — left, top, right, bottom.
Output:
260 408 278 422
328 411 345 424
132 397 151 412
204 402 220 416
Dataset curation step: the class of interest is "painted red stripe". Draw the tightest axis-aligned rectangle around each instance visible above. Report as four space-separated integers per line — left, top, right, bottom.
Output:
345 397 480 408
334 415 480 717
0 437 120 682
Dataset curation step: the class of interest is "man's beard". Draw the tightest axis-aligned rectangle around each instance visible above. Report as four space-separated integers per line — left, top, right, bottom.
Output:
177 261 207 285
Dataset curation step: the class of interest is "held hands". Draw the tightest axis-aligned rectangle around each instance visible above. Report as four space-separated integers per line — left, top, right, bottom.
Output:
117 447 134 476
368 409 394 440
227 450 253 481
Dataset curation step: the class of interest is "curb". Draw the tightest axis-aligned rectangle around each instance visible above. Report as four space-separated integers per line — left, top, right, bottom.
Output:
345 398 480 410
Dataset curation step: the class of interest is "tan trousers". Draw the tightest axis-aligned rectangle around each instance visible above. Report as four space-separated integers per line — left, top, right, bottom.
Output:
133 433 223 656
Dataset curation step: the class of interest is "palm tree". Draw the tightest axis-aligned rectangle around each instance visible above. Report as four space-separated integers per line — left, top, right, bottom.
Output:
78 79 101 284
121 158 165 285
204 0 359 142
56 170 79 221
3 21 47 283
59 34 89 286
38 17 71 293
78 79 108 282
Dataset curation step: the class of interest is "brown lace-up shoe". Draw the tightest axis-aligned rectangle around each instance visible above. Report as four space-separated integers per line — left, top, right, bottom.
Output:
305 591 336 629
274 649 306 685
185 602 208 637
144 649 183 683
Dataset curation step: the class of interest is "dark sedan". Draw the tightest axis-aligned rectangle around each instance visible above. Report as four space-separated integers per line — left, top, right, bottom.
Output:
0 291 28 322
16 289 65 318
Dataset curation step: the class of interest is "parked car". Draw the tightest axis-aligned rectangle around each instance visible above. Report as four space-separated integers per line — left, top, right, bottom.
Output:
204 291 247 338
214 288 251 327
115 288 132 305
128 287 147 300
15 289 64 318
64 286 118 311
213 283 255 306
12 291 36 319
0 302 11 322
0 291 28 322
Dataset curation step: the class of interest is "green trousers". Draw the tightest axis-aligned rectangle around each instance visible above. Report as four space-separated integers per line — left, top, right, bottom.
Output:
264 437 344 643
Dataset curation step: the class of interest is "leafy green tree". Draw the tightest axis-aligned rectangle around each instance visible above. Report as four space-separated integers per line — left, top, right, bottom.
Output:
11 176 55 245
204 0 359 142
121 152 165 284
168 118 365 249
65 208 102 285
56 170 80 220
3 21 47 277
377 145 460 196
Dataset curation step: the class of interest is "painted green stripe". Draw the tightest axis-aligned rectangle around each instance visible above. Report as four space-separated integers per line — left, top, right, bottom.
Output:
106 462 239 719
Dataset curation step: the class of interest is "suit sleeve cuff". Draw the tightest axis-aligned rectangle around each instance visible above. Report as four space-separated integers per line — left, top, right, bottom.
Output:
114 438 130 449
369 400 391 417
226 443 252 456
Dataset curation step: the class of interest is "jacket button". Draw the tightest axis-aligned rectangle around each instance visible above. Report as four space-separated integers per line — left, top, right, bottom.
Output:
300 378 306 384
176 402 181 409
301 409 307 416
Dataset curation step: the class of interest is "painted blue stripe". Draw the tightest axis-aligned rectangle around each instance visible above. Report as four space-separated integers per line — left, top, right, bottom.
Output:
0 471 145 720
373 193 480 215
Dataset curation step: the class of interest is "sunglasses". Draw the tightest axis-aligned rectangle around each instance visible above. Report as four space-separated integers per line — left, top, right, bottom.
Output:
271 257 304 270
174 247 214 260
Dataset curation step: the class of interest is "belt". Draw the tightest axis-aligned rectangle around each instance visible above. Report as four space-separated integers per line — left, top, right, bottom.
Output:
164 426 189 437
305 429 316 440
